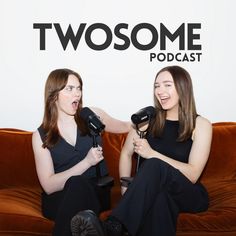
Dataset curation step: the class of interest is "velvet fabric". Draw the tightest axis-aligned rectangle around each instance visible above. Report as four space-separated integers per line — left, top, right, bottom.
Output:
0 123 236 235
0 129 54 235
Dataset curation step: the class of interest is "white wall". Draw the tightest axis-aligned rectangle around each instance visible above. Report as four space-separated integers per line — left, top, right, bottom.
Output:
1 0 236 131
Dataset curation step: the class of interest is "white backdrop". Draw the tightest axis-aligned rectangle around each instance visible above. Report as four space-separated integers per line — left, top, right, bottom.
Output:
1 0 236 131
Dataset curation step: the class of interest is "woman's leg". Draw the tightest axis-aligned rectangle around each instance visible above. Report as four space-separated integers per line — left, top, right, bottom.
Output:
111 158 177 235
168 168 209 213
112 158 208 236
136 191 178 236
53 175 101 236
70 158 208 236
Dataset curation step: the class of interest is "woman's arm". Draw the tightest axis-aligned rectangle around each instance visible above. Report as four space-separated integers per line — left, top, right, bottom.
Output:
32 130 103 194
90 107 131 133
133 116 212 183
119 128 139 194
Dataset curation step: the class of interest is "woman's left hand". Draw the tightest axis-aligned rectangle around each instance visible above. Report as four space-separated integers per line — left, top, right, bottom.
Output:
133 138 154 159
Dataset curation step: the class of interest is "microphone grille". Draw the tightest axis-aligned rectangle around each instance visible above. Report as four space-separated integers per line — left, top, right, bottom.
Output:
131 106 155 124
80 107 93 121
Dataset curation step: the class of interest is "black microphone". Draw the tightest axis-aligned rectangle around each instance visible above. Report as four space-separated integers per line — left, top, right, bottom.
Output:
80 107 114 189
80 107 105 135
121 107 156 187
131 106 156 125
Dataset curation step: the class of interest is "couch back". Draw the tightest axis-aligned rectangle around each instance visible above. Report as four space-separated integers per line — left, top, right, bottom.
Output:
0 122 236 189
0 129 40 188
102 122 236 186
200 122 236 183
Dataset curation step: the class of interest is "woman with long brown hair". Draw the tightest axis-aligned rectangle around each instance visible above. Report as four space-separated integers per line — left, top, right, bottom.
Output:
73 65 212 236
32 68 130 235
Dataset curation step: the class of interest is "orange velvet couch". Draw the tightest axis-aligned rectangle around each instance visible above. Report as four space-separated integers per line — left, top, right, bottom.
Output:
0 122 236 236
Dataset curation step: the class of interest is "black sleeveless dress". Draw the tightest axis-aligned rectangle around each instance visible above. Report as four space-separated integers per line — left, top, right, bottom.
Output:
38 126 110 235
38 126 108 178
111 120 209 236
147 120 192 163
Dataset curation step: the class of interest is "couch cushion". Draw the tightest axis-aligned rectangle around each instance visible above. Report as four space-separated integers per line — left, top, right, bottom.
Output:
177 209 236 236
0 187 53 235
177 179 236 235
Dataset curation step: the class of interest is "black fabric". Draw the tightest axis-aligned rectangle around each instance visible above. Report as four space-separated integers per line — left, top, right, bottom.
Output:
147 120 192 163
38 126 108 177
37 126 111 236
111 120 209 236
103 215 124 236
42 175 111 236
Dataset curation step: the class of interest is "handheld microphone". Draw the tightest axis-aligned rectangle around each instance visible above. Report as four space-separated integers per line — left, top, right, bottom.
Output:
131 106 156 125
80 107 114 189
80 107 105 134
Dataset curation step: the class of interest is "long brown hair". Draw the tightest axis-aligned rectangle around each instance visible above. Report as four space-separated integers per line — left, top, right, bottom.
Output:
150 65 197 141
42 68 88 148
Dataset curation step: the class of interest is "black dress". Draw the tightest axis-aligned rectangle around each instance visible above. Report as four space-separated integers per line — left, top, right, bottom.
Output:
38 126 109 236
111 120 209 236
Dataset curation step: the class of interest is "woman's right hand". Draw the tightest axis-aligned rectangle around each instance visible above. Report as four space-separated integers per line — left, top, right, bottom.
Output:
85 146 104 167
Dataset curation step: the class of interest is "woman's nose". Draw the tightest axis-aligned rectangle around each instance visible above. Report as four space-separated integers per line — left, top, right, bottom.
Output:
73 89 81 97
156 87 164 95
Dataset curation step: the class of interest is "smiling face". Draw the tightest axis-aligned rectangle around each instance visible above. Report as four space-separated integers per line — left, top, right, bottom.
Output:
154 71 179 118
56 74 82 117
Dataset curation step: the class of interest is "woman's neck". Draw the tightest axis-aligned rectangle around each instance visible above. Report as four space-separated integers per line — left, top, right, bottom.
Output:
166 106 178 121
166 113 178 121
58 112 75 124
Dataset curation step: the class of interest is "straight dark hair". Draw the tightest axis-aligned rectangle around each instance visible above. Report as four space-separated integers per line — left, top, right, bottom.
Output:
150 65 197 141
42 68 89 148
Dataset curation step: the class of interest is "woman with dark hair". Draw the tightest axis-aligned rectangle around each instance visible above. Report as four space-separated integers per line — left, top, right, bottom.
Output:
32 68 131 236
73 65 212 236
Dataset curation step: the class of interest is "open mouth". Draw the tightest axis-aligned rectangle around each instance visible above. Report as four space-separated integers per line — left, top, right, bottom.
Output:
160 97 169 105
72 100 79 110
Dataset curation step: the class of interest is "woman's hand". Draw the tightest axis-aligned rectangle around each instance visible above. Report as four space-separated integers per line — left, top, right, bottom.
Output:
133 138 155 159
84 145 104 167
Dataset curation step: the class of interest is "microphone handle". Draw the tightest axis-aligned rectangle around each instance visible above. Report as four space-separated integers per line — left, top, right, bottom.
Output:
92 135 98 148
92 134 114 188
136 155 141 173
92 134 101 178
135 131 145 173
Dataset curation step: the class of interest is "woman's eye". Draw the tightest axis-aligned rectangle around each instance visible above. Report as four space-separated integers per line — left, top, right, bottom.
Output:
65 86 73 91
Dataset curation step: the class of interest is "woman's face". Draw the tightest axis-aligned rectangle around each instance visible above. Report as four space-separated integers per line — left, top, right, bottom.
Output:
56 74 82 116
154 71 179 114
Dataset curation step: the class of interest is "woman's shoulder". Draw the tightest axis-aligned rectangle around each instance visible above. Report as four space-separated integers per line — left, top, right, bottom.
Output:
32 125 44 141
195 116 212 137
32 129 42 147
196 116 212 128
189 116 212 147
191 116 212 141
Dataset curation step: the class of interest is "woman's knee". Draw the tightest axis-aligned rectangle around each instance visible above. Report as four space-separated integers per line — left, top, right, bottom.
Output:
138 158 173 186
142 158 169 172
